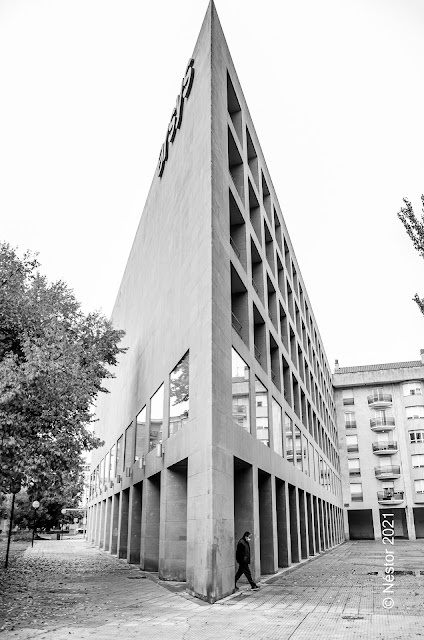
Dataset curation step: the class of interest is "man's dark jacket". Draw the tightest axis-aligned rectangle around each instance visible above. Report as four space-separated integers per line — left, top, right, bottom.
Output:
236 537 250 564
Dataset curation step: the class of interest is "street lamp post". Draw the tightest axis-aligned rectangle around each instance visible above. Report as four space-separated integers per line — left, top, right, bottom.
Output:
31 501 40 548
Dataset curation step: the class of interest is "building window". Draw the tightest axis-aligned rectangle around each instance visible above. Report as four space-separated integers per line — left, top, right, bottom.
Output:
285 414 294 463
348 458 361 476
232 348 250 431
272 398 283 456
412 454 424 468
342 389 354 405
135 406 146 461
406 406 424 420
302 435 309 475
346 434 359 452
403 381 423 396
344 412 356 428
104 452 110 485
116 435 123 475
169 351 189 436
295 425 302 469
410 431 424 444
255 378 269 446
124 423 134 471
109 444 116 482
99 458 105 491
149 384 164 450
414 479 424 494
350 483 363 501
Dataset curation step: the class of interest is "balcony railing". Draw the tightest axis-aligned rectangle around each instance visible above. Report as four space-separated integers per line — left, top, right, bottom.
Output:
377 491 404 502
231 312 242 335
230 236 240 258
375 465 401 478
367 393 392 406
254 345 262 363
370 417 395 428
372 442 398 453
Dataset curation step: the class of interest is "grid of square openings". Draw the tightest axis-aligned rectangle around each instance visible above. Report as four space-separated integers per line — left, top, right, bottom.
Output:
227 71 338 463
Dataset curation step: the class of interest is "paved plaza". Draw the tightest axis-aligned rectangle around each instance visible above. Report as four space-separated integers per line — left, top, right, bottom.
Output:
1 538 424 639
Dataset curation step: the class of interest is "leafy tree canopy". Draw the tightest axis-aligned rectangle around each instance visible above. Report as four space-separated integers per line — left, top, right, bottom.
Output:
398 195 424 315
0 243 126 495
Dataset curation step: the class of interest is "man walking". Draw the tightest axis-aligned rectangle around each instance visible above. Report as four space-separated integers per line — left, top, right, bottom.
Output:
235 531 259 590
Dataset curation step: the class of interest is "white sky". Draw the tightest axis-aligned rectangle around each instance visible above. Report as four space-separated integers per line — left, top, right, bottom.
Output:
1 0 423 371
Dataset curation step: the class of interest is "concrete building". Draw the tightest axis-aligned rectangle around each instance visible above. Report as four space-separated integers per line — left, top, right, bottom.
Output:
87 2 343 603
334 351 424 541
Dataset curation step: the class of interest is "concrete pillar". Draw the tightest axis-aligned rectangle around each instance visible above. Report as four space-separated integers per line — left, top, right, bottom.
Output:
110 492 120 555
95 501 102 547
306 493 316 555
276 478 290 567
288 484 301 563
298 489 308 559
159 465 188 581
258 470 276 573
118 488 130 559
104 497 112 552
141 473 160 571
372 507 381 540
313 496 321 552
405 506 416 541
128 482 143 563
99 499 106 548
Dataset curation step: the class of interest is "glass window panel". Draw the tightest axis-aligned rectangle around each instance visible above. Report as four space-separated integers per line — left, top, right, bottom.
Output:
150 384 164 450
412 454 424 468
295 425 302 469
116 436 123 474
403 381 423 396
255 378 269 446
406 405 424 419
415 479 424 493
124 423 134 470
350 483 362 495
302 435 309 475
110 444 116 480
169 351 190 436
285 414 294 464
104 452 110 483
99 458 104 489
272 398 283 456
135 406 146 461
232 348 250 432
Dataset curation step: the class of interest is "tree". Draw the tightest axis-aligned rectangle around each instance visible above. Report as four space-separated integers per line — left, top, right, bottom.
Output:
398 195 424 314
0 243 126 495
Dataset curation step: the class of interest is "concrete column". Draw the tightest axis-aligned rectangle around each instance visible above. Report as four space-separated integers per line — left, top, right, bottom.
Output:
298 489 308 559
406 506 416 541
95 501 102 547
88 505 94 544
306 493 316 555
141 473 160 570
258 470 276 573
99 499 106 548
118 488 130 559
104 497 112 552
276 478 290 567
372 507 381 540
110 492 120 555
322 500 329 549
313 496 321 552
128 482 143 563
187 446 235 603
288 484 301 563
159 465 188 581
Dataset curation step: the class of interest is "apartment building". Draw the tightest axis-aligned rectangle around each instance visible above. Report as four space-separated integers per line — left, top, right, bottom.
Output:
334 351 424 540
87 2 343 602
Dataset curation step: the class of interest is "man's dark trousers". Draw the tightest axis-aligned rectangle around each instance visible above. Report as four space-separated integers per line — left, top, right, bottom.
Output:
235 561 255 586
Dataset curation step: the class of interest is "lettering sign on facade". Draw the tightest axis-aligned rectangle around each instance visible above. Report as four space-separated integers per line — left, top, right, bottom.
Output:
157 59 195 177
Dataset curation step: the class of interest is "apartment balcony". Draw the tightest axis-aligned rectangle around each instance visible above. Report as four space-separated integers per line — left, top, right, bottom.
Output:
370 417 395 432
367 392 392 408
372 441 398 455
377 491 404 505
374 465 401 479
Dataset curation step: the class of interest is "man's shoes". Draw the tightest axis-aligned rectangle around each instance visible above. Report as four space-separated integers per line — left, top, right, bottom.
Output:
251 584 259 590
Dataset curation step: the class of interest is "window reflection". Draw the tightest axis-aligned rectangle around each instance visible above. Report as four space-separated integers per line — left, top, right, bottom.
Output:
255 378 269 446
232 349 250 432
295 425 302 469
272 398 283 456
285 414 294 463
135 406 146 461
124 423 134 470
169 351 190 436
150 384 164 450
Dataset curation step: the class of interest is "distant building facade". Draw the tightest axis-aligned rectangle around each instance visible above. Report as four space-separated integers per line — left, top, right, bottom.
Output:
87 2 344 603
334 351 424 540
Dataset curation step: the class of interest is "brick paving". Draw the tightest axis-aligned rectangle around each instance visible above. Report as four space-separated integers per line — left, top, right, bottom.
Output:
1 538 424 639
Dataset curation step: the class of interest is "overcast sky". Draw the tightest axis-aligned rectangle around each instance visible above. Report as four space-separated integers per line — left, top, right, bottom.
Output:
1 0 423 371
